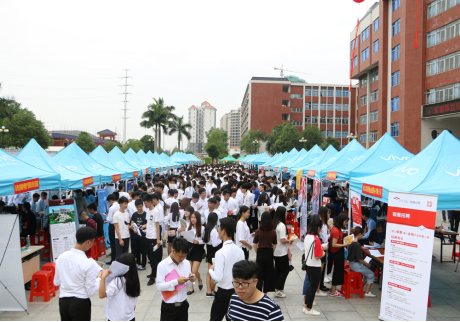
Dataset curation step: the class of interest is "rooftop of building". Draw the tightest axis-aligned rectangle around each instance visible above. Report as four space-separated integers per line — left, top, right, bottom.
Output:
251 77 290 82
97 129 117 135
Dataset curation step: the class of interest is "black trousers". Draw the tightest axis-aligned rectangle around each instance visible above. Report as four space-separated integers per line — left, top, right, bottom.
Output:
210 287 234 321
329 248 345 286
160 300 189 321
320 259 326 288
147 238 162 278
305 266 321 309
450 212 460 233
242 248 249 260
256 248 275 293
274 254 289 290
59 297 91 321
108 224 116 262
131 237 147 267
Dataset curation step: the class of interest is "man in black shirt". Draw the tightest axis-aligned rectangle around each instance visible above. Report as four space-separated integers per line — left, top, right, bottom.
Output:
87 203 104 238
130 199 147 270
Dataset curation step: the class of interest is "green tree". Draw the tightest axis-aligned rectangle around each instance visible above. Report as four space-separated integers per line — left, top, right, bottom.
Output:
265 123 287 155
75 131 96 153
168 116 192 151
140 98 170 152
321 136 342 151
272 123 300 153
206 144 220 163
300 125 324 150
203 156 212 164
121 139 144 153
140 135 155 153
240 128 268 154
232 153 240 159
185 150 194 154
205 128 228 159
103 141 118 153
0 97 24 127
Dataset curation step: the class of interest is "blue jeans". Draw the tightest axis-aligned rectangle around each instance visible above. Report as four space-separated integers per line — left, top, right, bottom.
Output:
349 261 374 284
302 271 310 296
442 211 451 221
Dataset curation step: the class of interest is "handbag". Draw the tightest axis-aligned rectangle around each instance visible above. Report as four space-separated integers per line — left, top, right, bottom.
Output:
168 229 176 237
301 236 318 271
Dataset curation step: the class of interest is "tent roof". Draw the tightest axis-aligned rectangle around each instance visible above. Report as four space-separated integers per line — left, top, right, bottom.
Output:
295 145 339 175
288 145 323 172
90 146 134 180
108 146 144 174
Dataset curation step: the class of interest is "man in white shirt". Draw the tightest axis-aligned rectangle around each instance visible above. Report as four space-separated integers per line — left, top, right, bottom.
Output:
54 227 102 321
156 237 196 321
164 190 177 218
143 194 162 286
113 196 130 261
236 183 244 208
126 191 141 218
106 194 120 265
209 218 245 321
118 183 130 200
190 192 200 212
206 177 217 197
196 188 208 224
203 198 221 224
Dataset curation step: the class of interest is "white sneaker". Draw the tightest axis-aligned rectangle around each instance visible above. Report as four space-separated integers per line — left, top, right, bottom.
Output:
313 301 317 306
365 292 376 297
316 291 328 297
303 308 321 316
274 291 286 298
324 276 331 283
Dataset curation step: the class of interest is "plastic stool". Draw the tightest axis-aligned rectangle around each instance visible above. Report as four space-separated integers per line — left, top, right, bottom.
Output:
86 243 98 260
344 262 349 269
30 234 39 246
451 241 460 260
341 268 364 299
41 242 51 261
286 212 293 225
29 270 56 302
42 262 59 291
38 230 48 245
96 237 106 257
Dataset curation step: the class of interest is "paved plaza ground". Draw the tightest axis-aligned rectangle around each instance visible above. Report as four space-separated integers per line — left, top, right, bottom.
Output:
2 211 460 321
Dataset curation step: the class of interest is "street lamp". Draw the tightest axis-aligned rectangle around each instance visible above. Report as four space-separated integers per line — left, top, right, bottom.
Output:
299 137 307 149
347 132 358 142
0 126 9 149
148 136 155 152
252 139 259 154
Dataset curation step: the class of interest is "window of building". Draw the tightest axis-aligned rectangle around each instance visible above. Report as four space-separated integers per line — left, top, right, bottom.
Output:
361 94 367 106
305 116 311 123
351 39 355 51
282 100 290 106
320 103 327 110
370 70 379 83
392 19 401 36
373 17 380 32
360 113 367 124
336 89 343 97
343 104 349 111
312 103 319 110
391 71 400 87
370 131 378 142
282 114 289 121
391 123 399 137
392 44 400 61
362 27 370 42
305 102 311 110
342 117 349 124
320 117 326 124
370 90 378 103
427 18 460 46
321 89 327 97
361 77 368 88
328 89 334 97
426 82 460 104
312 89 319 96
373 39 379 53
426 50 460 76
291 108 303 113
370 110 378 122
343 90 349 98
311 116 318 123
428 0 460 19
360 133 367 143
305 88 312 96
327 118 334 124
353 56 358 67
391 96 400 111
327 104 334 111
322 130 326 138
282 85 290 93
336 117 342 124
291 94 302 99
335 131 342 138
361 47 369 61
327 130 333 137
291 121 303 126
392 0 401 11
335 103 342 111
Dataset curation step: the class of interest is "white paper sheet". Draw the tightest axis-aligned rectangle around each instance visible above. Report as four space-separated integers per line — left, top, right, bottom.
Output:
296 241 305 252
131 223 142 237
364 256 372 264
369 249 384 257
105 261 130 284
181 230 196 243
247 235 254 245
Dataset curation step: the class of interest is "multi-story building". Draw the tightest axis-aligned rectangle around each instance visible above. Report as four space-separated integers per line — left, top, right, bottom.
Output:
187 101 216 154
220 108 241 148
350 1 460 154
241 76 357 149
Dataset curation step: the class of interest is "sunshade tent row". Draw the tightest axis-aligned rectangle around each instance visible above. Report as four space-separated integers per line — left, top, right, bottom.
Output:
0 139 201 197
242 130 460 211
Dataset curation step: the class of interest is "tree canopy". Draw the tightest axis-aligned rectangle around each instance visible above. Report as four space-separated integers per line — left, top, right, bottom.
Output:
121 139 144 153
205 128 228 159
75 131 96 153
168 116 192 151
321 136 342 151
206 143 220 162
240 128 268 154
300 125 324 150
265 123 287 155
272 123 300 153
140 135 155 153
103 141 118 153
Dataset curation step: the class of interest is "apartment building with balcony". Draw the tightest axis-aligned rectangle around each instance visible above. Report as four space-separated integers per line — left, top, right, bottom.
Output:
220 108 241 148
187 101 216 154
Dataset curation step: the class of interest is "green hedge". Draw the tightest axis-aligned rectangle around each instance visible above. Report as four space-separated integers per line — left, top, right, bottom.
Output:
203 157 212 164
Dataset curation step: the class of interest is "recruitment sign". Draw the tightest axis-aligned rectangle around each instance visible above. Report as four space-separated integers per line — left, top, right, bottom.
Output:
379 191 437 321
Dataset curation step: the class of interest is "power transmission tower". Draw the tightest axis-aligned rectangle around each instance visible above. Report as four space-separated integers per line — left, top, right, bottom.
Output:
119 69 132 143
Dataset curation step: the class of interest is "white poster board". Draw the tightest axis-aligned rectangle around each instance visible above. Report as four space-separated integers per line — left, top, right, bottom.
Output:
379 191 437 321
49 199 77 262
0 215 27 311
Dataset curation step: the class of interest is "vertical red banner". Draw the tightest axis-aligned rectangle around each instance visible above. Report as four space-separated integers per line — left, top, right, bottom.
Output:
350 190 362 227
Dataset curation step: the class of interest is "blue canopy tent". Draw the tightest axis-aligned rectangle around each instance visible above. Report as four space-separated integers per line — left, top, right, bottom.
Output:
351 130 460 210
0 149 62 197
90 146 133 180
53 143 118 184
250 153 272 166
294 145 339 175
331 133 413 181
288 145 323 173
261 152 285 168
108 147 143 177
171 152 189 165
147 152 172 172
137 150 162 171
272 148 308 171
16 139 91 190
124 148 149 174
159 152 177 168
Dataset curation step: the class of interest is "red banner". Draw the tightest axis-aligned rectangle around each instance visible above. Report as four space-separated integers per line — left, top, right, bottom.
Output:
275 167 279 172
261 168 265 176
322 196 330 206
156 168 159 172
133 171 139 177
283 167 287 173
14 178 39 194
307 170 316 177
362 183 383 198
326 171 337 180
350 190 362 227
300 177 308 203
112 174 121 182
83 177 94 187
145 168 149 174
162 167 166 171
387 206 436 230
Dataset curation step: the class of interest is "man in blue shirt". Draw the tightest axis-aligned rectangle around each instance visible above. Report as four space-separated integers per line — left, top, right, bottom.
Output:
37 192 48 229
31 193 40 229
361 210 376 244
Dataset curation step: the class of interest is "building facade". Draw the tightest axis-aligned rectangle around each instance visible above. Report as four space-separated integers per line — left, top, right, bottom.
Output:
241 77 357 149
350 0 460 154
187 101 217 154
50 129 117 147
220 108 241 148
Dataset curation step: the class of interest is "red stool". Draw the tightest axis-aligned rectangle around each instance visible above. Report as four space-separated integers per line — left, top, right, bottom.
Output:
42 262 59 291
86 243 98 260
96 237 106 257
20 238 27 247
29 270 56 302
341 268 364 299
451 241 460 260
345 262 349 269
428 292 431 308
286 212 294 225
41 242 51 261
38 230 48 245
30 233 39 246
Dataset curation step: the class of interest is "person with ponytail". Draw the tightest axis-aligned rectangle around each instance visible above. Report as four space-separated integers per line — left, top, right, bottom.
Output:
166 202 181 255
236 206 252 260
203 212 222 297
185 211 205 295
273 206 290 298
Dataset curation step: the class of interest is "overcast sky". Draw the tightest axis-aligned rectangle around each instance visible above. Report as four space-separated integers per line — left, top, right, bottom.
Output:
0 0 374 150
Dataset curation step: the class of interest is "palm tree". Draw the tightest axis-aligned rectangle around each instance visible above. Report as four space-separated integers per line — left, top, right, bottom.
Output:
168 116 192 151
140 98 169 151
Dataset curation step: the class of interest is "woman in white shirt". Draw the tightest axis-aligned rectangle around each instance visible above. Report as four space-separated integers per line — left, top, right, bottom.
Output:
257 194 269 222
184 181 194 199
269 186 279 205
317 207 331 294
166 202 181 256
273 206 291 298
236 205 252 260
186 211 205 295
177 182 185 203
99 253 140 321
203 212 222 297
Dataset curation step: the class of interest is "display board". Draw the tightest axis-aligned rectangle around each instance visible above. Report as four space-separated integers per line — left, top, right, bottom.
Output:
379 191 437 321
49 199 77 262
299 177 308 237
97 189 108 215
350 190 362 227
0 215 27 312
312 180 320 216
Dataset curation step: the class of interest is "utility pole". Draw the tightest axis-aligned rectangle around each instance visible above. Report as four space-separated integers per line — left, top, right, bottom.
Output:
119 69 132 143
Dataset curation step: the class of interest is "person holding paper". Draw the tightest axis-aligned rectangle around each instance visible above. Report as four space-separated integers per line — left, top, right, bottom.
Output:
130 199 147 270
347 227 376 297
113 197 131 261
328 213 349 298
143 194 162 286
185 211 205 295
156 237 196 321
99 253 140 321
166 202 181 255
203 212 222 297
236 206 252 260
54 227 102 321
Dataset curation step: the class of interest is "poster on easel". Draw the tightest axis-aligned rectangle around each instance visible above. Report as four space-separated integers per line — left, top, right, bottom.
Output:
48 199 77 262
312 180 320 216
379 191 437 321
299 177 308 238
350 190 362 227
